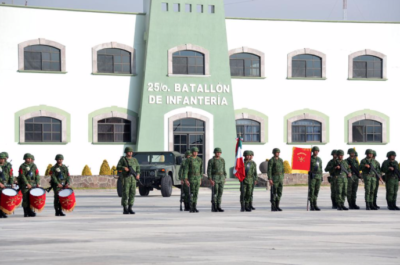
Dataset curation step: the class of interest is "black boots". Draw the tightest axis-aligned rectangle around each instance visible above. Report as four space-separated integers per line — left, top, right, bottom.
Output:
341 203 348 211
348 200 354 210
0 210 7 218
337 204 343 211
394 202 400 210
331 199 337 209
240 202 245 212
184 202 190 211
388 202 395 211
366 202 371 210
271 202 277 212
193 203 199 213
370 202 378 210
24 207 36 217
276 201 282 211
23 207 29 217
353 200 360 210
250 202 256 210
123 206 129 214
373 199 380 209
310 201 315 211
216 204 224 212
211 203 217 212
55 208 66 217
245 203 252 212
314 202 320 211
128 205 135 214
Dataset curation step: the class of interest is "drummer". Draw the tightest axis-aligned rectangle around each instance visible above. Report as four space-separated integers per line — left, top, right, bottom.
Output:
0 153 13 218
18 153 40 218
1 152 15 186
49 154 70 217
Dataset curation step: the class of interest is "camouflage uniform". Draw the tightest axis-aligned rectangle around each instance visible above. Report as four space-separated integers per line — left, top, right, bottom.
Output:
346 148 360 210
18 153 40 217
372 151 381 209
325 150 337 209
242 150 257 212
183 147 203 213
332 150 351 210
381 151 399 210
268 148 284 211
207 148 226 212
50 154 71 216
308 147 322 211
249 151 256 210
360 149 380 210
0 153 13 218
179 151 191 211
117 147 140 214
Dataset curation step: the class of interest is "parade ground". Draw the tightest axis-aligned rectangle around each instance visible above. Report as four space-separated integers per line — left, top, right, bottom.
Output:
1 186 399 265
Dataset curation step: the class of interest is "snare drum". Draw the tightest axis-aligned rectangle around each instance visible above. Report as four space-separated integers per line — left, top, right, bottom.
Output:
29 188 46 212
59 188 76 212
0 188 18 214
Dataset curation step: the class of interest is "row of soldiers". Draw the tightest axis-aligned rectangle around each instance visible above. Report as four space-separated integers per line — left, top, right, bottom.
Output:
0 152 71 218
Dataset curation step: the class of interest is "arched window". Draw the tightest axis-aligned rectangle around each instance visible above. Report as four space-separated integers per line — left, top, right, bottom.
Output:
236 119 260 142
292 54 322 78
98 118 131 142
172 50 205 75
292 119 321 142
353 55 382 79
352 119 382 143
230 53 260 77
173 118 205 159
97 48 131 74
24 45 61 71
25 117 61 142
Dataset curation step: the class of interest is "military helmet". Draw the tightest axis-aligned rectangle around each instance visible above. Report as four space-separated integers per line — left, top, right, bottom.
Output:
331 150 337 156
365 149 373 155
191 147 199 153
272 148 280 154
387 151 396 158
0 153 6 159
124 147 133 153
372 150 377 157
1 152 9 158
336 150 344 156
213 147 222 154
55 154 64 160
32 155 35 160
184 150 191 156
311 146 320 152
250 151 254 156
243 150 251 156
355 152 358 157
23 153 34 160
347 148 356 155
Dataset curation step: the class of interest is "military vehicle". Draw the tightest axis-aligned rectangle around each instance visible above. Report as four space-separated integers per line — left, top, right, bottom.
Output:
116 152 183 197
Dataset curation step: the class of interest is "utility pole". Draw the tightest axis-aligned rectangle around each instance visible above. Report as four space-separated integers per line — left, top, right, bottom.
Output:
343 0 347 21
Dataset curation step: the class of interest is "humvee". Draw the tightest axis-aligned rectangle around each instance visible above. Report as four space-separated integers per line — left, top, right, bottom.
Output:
116 152 183 197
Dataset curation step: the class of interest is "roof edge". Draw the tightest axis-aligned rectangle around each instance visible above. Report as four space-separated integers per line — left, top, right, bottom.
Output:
226 16 400 24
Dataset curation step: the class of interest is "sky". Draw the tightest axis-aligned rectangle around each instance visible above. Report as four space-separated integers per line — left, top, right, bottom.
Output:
2 0 400 22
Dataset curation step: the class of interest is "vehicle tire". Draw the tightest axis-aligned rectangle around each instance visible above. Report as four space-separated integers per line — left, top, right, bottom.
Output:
161 176 172 197
117 177 123 198
139 185 150 196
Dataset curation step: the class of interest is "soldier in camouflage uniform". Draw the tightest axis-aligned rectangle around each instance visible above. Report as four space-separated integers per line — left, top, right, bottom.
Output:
207 148 227 212
360 149 381 210
179 150 191 211
183 147 203 213
241 150 257 212
0 153 13 218
346 148 360 210
268 148 284 212
117 147 140 215
249 151 257 210
332 150 351 211
382 151 400 210
308 146 322 211
325 150 338 209
18 153 40 217
50 154 71 216
372 150 381 209
1 152 14 184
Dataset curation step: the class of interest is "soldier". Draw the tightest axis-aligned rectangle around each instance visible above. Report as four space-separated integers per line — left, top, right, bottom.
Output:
249 151 257 210
268 148 284 212
332 150 351 211
308 146 322 211
117 147 140 215
360 149 381 210
1 152 14 182
50 154 70 217
372 150 381 209
382 151 400 210
18 153 40 217
207 148 227 212
0 153 13 218
346 148 360 210
240 150 257 212
183 147 203 213
325 150 338 209
179 150 191 211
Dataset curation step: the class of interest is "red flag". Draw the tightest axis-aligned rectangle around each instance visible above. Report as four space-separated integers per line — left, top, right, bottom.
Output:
233 138 245 182
291 147 311 174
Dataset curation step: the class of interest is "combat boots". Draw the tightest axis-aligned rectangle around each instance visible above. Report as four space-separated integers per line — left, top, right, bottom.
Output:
314 202 321 211
341 203 348 211
353 200 360 210
366 202 371 210
184 202 190 211
216 204 224 212
245 203 252 212
276 201 282 211
123 206 129 214
394 202 400 210
271 202 277 212
370 202 377 210
23 207 29 217
211 203 217 212
0 210 6 218
194 203 199 213
337 204 343 211
250 202 256 210
310 201 315 211
332 199 337 209
373 199 380 209
128 205 135 214
388 202 395 211
28 208 36 217
240 202 245 212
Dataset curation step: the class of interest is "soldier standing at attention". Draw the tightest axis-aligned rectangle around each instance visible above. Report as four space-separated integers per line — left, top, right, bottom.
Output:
360 149 380 210
308 147 322 211
50 154 70 217
0 153 13 218
183 147 203 213
1 152 14 183
18 153 40 217
268 148 284 212
249 151 257 210
207 148 227 212
241 151 257 212
325 150 338 209
372 150 381 209
346 148 360 210
117 147 140 215
333 150 351 211
179 150 191 211
382 151 400 210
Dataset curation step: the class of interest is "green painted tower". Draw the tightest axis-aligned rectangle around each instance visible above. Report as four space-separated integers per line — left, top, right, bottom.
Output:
138 0 236 172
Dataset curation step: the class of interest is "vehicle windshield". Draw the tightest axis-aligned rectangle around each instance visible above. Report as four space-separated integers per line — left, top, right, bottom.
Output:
133 153 175 165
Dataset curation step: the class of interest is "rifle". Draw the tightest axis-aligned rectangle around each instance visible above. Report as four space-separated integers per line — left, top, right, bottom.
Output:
180 183 184 211
188 183 193 212
390 162 400 181
368 161 384 185
124 157 143 186
211 183 216 212
348 159 362 179
336 160 353 182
